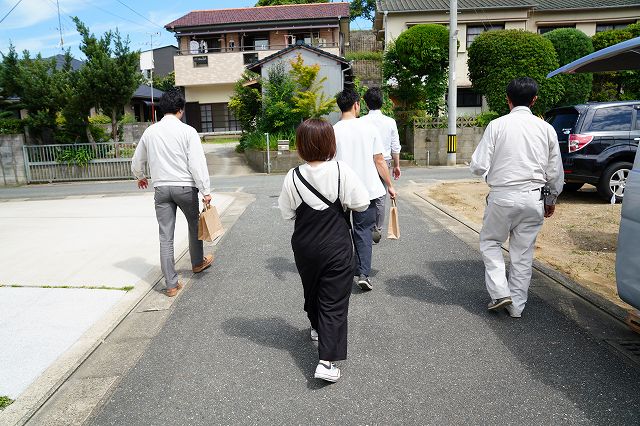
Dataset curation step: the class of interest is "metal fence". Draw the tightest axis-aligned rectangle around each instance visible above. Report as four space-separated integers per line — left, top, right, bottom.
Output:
23 142 143 183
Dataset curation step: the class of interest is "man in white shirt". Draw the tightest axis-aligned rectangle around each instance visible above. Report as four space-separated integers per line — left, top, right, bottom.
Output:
132 88 214 297
361 87 401 243
470 77 564 317
333 89 397 291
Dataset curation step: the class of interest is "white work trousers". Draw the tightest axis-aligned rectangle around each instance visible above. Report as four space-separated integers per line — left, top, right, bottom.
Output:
479 189 544 315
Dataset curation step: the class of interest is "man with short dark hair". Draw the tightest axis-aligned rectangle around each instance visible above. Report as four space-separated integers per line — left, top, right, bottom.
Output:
470 77 564 317
132 88 214 297
361 87 401 243
333 89 396 291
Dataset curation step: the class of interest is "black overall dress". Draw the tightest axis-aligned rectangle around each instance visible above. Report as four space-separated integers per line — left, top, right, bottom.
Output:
291 163 354 361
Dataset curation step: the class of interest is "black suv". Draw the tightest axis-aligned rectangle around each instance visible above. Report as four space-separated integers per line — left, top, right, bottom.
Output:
546 101 640 202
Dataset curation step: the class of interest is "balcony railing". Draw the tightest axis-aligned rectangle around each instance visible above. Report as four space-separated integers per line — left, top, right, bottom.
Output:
177 42 340 56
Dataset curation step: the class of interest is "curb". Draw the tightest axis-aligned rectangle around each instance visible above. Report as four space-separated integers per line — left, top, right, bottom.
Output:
414 191 631 325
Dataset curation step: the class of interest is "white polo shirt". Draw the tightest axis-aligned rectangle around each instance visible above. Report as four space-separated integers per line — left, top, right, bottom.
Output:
131 114 211 196
333 118 386 201
360 110 401 160
470 106 564 204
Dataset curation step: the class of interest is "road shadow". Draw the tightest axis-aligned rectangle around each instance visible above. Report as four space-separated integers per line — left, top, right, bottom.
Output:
114 256 156 280
567 229 618 252
265 256 299 281
221 316 332 390
385 259 640 424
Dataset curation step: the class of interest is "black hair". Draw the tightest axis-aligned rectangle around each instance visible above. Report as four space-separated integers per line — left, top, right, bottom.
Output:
363 87 383 110
336 89 360 113
159 88 185 114
506 77 538 107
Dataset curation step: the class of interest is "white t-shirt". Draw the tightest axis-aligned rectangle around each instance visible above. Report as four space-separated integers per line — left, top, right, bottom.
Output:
333 118 386 200
360 110 401 160
278 161 370 220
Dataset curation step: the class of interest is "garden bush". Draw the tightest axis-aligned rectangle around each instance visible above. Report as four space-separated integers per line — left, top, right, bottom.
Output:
590 24 639 101
468 29 563 116
0 118 24 135
544 28 594 107
475 111 500 127
383 24 449 115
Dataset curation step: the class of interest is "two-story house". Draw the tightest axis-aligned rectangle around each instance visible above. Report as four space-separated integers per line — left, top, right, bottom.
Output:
165 2 351 133
374 0 640 115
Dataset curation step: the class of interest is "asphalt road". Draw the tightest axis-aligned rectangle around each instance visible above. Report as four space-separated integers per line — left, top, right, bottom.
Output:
76 170 640 425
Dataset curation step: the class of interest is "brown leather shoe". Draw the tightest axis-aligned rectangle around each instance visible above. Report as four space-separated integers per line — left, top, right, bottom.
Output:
165 281 184 298
192 254 214 273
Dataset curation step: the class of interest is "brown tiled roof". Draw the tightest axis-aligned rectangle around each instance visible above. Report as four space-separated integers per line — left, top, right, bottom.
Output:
165 2 350 29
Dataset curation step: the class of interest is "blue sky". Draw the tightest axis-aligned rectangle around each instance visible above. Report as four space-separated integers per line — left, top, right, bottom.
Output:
0 0 371 59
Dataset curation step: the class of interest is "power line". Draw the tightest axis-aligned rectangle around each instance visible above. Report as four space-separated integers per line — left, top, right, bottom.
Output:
114 0 164 29
81 0 159 31
0 0 25 25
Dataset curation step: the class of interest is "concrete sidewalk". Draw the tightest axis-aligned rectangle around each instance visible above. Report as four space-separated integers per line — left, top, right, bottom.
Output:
0 192 234 409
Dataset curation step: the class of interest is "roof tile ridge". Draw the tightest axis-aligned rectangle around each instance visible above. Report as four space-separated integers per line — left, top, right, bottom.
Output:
188 2 349 13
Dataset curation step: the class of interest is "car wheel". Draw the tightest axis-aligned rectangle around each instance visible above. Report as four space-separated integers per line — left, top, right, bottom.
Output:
597 162 633 202
563 182 584 192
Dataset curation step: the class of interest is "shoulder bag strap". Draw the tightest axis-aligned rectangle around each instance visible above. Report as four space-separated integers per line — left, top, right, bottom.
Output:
294 167 334 209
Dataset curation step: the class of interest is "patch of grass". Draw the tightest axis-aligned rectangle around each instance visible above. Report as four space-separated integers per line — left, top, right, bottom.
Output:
201 137 239 144
0 395 13 410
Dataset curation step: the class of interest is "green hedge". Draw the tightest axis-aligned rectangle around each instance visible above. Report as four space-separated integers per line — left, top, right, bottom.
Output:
0 118 24 135
468 30 563 116
544 28 594 107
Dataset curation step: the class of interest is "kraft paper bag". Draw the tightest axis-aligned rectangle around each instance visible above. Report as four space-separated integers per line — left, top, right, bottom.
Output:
387 199 400 240
198 204 224 242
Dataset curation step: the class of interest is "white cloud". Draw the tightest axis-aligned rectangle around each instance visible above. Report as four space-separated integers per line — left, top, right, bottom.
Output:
0 0 86 30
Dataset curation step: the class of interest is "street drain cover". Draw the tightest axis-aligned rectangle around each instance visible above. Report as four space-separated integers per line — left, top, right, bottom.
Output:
605 340 640 368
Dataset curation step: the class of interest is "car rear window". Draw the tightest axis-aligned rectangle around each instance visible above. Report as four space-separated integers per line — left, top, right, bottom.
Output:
547 111 579 142
587 106 633 131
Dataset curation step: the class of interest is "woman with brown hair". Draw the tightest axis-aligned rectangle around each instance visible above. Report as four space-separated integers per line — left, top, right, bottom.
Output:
278 118 369 382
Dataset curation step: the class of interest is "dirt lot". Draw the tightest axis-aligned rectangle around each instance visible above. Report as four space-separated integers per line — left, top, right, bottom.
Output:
425 180 630 310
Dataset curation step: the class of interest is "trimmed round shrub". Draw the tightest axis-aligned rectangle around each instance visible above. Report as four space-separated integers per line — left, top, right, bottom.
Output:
383 24 449 115
468 29 564 116
544 28 594 106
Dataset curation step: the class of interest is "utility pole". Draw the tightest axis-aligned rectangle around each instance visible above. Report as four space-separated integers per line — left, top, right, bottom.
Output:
56 0 63 49
447 0 458 166
147 32 160 123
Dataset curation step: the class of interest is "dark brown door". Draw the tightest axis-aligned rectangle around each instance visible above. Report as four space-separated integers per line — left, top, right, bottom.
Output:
184 102 201 132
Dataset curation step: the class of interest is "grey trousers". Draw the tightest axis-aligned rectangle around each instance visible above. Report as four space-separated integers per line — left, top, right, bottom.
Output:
374 160 392 231
154 186 203 289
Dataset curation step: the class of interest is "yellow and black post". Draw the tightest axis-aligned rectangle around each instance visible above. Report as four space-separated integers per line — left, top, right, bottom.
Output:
446 0 458 166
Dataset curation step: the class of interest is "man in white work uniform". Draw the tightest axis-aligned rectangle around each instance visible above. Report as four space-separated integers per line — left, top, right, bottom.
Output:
470 77 564 318
334 89 396 291
360 87 401 244
132 88 214 297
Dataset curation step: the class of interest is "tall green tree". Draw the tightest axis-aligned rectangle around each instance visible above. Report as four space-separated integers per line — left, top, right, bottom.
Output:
383 24 449 116
19 51 71 144
73 17 142 141
228 71 262 132
0 43 22 101
349 0 376 21
544 28 594 107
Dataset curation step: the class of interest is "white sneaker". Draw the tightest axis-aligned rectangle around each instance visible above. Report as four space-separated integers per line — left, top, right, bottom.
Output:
314 361 340 382
310 328 318 341
505 304 522 318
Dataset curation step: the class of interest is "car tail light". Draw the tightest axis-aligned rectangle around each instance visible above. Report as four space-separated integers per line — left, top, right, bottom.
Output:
568 134 593 153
